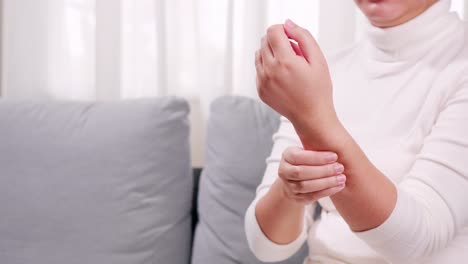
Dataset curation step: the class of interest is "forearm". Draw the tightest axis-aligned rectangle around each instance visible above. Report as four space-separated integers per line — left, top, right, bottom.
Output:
255 179 306 244
294 118 397 232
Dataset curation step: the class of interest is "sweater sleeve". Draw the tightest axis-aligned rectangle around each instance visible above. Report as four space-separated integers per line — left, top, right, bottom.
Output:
355 82 468 262
245 117 313 262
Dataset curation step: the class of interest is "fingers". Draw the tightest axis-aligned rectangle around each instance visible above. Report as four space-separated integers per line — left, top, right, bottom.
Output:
287 174 346 194
278 145 346 204
295 184 346 203
279 159 344 181
260 36 274 64
277 146 346 204
283 146 337 166
257 20 317 65
290 41 303 56
283 19 322 64
266 24 295 59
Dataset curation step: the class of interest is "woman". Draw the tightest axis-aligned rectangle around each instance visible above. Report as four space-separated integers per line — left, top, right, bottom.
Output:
245 0 468 263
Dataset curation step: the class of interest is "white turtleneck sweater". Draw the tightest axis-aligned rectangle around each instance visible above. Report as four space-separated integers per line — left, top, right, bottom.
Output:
245 1 468 263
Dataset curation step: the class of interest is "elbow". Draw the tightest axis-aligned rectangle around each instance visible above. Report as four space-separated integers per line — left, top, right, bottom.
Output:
404 213 455 261
248 243 284 263
401 195 456 260
244 201 304 262
389 209 455 261
246 234 296 263
384 223 455 263
357 187 456 262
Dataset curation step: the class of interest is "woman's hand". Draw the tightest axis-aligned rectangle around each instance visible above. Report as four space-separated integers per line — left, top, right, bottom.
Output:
255 19 337 129
277 146 347 205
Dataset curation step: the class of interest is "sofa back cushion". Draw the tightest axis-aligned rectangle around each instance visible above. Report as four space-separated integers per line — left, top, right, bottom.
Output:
191 96 308 264
0 98 193 264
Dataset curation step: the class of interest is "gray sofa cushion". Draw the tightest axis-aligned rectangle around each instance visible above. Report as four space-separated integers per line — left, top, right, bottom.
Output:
192 96 308 264
0 98 193 264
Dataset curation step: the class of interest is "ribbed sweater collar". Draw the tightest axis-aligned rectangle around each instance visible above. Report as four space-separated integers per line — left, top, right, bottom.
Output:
364 0 460 62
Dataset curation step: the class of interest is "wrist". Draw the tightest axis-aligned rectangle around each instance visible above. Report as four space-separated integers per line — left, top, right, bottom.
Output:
291 107 339 132
271 179 305 209
292 111 350 150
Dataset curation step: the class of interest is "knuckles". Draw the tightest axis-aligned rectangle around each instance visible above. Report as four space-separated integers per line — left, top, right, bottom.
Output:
266 24 283 38
262 66 274 80
284 147 301 165
266 27 275 37
292 166 302 180
294 192 317 204
301 28 312 38
305 192 318 202
265 53 295 69
271 58 294 75
292 180 305 193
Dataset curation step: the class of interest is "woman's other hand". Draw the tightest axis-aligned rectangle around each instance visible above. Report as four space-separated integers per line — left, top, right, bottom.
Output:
255 19 337 130
277 146 346 205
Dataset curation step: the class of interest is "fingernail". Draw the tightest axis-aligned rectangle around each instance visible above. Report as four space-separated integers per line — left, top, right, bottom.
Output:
336 175 347 184
326 153 338 163
334 163 344 174
285 19 297 29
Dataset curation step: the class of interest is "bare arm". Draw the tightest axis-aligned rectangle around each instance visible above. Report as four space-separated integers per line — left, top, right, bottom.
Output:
294 116 397 232
255 180 305 244
250 24 352 252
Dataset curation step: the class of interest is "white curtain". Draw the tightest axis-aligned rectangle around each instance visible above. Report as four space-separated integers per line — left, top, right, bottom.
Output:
1 0 466 165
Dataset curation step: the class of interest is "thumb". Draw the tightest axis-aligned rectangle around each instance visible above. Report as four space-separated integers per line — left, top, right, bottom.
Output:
283 19 322 64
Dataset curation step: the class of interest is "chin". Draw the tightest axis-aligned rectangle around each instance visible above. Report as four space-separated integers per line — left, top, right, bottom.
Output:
355 0 411 28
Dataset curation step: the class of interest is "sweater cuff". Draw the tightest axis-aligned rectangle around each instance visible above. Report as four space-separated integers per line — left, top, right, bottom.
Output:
245 196 308 262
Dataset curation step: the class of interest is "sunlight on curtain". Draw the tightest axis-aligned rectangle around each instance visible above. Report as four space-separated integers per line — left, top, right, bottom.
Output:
55 0 94 99
121 0 159 98
3 0 94 99
5 0 465 101
120 0 229 103
119 0 321 109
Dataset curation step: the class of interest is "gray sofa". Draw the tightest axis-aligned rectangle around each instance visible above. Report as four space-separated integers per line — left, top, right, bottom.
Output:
0 96 308 264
